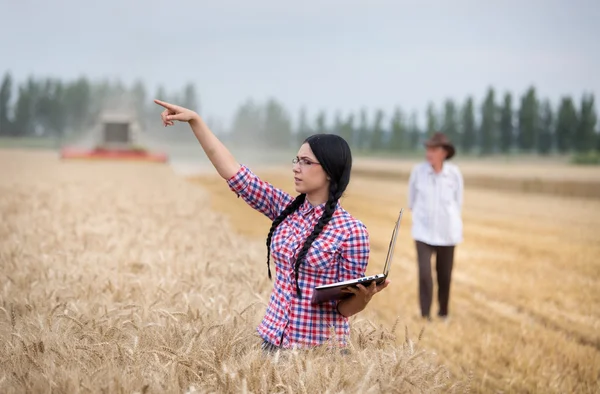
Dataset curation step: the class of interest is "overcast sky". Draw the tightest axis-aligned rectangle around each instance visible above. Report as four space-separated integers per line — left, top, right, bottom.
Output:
1 0 598 128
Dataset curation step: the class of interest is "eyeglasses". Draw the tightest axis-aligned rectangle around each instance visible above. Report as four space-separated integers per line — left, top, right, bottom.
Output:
292 157 320 167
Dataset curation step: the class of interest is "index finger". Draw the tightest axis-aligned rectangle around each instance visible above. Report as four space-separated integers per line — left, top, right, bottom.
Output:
154 99 176 110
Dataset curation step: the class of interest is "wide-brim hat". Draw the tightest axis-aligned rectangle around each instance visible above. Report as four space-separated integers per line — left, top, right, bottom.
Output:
424 132 456 160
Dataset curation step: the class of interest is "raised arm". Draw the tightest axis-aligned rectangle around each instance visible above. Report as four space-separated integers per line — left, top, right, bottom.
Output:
155 99 293 220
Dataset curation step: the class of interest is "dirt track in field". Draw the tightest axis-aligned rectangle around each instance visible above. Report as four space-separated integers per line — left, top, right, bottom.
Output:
190 162 600 394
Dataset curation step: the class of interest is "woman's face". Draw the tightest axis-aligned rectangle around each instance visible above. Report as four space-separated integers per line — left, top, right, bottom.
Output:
426 145 447 166
292 143 329 195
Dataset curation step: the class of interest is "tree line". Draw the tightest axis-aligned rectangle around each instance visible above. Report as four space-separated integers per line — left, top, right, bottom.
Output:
0 72 199 141
230 88 598 155
0 71 598 155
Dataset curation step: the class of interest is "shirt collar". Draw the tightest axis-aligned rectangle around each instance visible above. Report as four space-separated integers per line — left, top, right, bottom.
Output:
427 162 449 176
299 198 328 217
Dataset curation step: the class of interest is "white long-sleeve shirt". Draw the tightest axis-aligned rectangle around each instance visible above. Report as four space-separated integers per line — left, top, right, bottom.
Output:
407 161 464 246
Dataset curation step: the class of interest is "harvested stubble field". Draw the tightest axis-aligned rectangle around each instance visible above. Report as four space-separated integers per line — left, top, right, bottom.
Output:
0 149 469 394
190 157 600 394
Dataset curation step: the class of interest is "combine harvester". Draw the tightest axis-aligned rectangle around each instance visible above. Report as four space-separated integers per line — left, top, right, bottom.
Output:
60 112 168 163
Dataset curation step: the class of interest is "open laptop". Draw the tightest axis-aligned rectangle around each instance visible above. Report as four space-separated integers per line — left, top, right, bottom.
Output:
310 208 404 305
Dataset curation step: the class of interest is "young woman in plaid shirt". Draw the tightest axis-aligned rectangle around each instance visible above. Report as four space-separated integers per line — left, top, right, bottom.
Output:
155 99 390 351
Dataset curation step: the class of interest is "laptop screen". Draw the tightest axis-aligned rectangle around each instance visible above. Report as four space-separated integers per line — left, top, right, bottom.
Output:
383 208 404 276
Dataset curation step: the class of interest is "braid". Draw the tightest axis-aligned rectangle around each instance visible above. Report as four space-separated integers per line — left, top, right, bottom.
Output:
293 185 341 298
265 194 306 279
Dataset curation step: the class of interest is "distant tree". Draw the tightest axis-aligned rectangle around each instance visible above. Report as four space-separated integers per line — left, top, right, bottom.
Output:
264 98 292 148
370 109 385 151
63 77 91 133
156 85 167 102
425 102 437 136
182 82 199 114
574 93 597 152
131 79 147 126
518 86 539 152
339 113 355 148
12 77 39 136
555 97 578 153
461 97 476 154
296 106 311 144
0 72 13 136
230 98 263 145
408 111 420 150
332 110 343 136
479 87 497 155
537 100 554 155
37 79 66 138
314 110 327 134
357 108 369 149
389 107 406 151
441 99 459 146
499 92 514 154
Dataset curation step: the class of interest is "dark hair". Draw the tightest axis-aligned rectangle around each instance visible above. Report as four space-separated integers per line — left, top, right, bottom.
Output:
264 134 353 298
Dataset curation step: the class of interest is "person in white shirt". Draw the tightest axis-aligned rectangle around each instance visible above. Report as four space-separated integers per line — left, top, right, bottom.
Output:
407 132 463 321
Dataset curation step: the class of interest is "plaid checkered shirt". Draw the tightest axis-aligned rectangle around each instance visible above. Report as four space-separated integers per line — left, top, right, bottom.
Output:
226 164 370 349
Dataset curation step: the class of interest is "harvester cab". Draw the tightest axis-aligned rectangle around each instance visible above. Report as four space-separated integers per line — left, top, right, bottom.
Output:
60 112 168 163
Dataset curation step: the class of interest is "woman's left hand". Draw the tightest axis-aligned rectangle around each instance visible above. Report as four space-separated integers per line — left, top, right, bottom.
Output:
342 279 390 305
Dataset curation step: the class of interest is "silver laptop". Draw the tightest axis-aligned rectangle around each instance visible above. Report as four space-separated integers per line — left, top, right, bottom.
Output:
311 208 404 304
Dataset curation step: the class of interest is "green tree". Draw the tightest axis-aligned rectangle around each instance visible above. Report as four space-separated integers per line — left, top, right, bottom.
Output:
408 111 420 150
332 111 343 135
37 79 66 138
518 86 539 152
315 110 327 134
296 106 311 144
264 98 292 148
0 72 13 136
441 99 459 145
339 113 355 148
537 100 554 155
131 79 146 126
63 77 91 133
389 107 406 151
370 109 385 151
479 87 497 155
231 98 263 145
425 102 437 136
12 77 38 136
461 97 476 154
182 82 199 114
357 108 369 149
499 92 513 153
574 93 597 153
555 97 577 153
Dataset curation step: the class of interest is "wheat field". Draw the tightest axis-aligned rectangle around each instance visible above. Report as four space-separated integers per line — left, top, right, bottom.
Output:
190 157 600 393
0 149 470 394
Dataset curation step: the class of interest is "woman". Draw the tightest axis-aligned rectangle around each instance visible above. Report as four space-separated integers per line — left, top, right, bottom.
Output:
407 132 463 321
155 99 389 351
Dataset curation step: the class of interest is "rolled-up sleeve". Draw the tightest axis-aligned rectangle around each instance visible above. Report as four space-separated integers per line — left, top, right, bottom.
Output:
226 164 293 221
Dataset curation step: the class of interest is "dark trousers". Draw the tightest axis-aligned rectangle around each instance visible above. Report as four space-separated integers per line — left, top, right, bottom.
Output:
415 241 455 318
